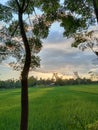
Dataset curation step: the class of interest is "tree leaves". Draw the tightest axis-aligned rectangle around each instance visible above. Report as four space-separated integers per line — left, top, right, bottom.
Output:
71 30 98 57
0 0 97 70
28 37 42 53
62 0 96 36
0 4 12 22
64 0 93 17
33 16 50 39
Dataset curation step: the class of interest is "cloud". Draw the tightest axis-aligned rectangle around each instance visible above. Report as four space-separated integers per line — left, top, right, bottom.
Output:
38 23 98 76
1 22 98 80
0 64 20 80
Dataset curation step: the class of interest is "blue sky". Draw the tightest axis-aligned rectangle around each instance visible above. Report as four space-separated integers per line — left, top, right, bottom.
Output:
0 0 98 80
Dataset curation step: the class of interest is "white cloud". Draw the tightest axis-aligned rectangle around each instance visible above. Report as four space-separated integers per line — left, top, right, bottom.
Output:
38 23 98 77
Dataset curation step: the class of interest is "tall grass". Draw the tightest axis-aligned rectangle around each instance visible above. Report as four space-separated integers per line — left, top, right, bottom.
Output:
0 85 98 130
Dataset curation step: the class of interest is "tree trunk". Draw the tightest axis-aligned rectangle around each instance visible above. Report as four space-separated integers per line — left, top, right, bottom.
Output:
93 0 98 22
18 11 31 130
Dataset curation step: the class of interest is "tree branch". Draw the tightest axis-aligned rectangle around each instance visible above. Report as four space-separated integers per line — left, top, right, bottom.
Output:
93 0 98 23
11 22 19 37
0 52 12 55
15 0 21 11
33 6 38 18
23 0 31 12
22 0 26 10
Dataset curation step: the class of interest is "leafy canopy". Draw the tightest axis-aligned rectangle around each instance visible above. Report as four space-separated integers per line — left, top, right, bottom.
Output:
0 0 97 70
0 0 60 70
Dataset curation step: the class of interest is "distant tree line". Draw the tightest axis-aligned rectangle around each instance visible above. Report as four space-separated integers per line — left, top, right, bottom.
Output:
35 77 98 87
0 79 21 89
0 76 98 89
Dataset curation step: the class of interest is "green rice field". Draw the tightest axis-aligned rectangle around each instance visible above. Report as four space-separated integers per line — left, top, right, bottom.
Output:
0 84 98 130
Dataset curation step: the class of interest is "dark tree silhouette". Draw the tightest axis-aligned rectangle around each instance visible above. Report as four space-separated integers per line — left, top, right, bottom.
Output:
0 1 59 130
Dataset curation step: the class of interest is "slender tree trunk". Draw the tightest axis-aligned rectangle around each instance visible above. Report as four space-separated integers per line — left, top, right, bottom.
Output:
93 0 98 22
18 11 31 130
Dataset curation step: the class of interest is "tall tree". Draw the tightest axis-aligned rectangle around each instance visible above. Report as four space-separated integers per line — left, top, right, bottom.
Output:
1 0 98 130
0 0 60 130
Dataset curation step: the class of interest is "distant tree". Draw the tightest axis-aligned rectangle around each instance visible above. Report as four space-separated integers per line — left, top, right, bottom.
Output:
28 76 37 87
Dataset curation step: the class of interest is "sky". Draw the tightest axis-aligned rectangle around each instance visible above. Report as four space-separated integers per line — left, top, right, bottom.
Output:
0 21 98 80
0 0 98 80
37 22 98 79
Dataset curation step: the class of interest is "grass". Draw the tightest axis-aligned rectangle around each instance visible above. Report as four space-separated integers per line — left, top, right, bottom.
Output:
0 84 98 130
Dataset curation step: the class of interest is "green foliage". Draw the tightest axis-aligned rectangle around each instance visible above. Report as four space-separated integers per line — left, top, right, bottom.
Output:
0 0 60 71
7 0 34 14
71 30 98 55
1 75 97 89
7 0 18 13
41 0 60 22
63 0 98 49
64 0 93 18
0 79 21 89
33 17 50 39
61 0 96 37
60 15 86 37
0 4 12 22
28 37 42 52
41 0 60 13
8 21 20 36
72 35 87 48
0 0 98 70
5 40 17 48
30 55 40 69
0 1 39 72
34 0 60 13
